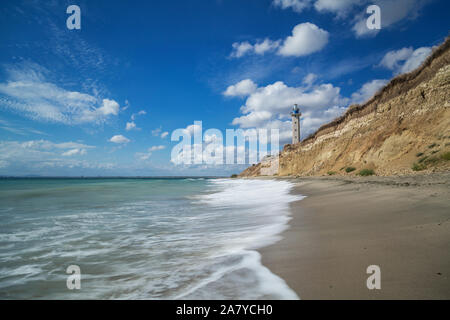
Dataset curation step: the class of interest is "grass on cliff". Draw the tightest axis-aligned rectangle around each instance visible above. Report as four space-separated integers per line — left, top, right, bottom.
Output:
327 171 337 175
345 167 356 173
412 156 441 171
358 169 375 176
441 152 450 161
412 163 426 171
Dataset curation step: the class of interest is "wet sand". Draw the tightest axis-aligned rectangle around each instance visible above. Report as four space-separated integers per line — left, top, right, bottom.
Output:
259 173 450 299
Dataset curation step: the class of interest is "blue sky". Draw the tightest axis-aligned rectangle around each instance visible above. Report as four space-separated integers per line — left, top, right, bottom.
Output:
0 0 449 176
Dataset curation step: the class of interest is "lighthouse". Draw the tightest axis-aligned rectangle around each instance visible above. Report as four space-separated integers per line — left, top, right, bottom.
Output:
291 104 301 144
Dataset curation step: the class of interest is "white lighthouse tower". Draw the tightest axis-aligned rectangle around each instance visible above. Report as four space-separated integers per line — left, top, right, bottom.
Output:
291 104 301 144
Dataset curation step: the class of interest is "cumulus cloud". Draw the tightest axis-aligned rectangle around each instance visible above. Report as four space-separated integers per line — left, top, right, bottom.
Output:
230 23 328 58
272 0 312 13
254 39 281 55
278 23 329 57
223 79 258 97
109 135 130 144
229 79 347 141
379 46 432 74
230 42 254 58
230 39 280 58
272 0 431 38
97 99 119 116
126 121 137 131
351 79 388 104
352 0 430 37
0 63 120 124
314 0 362 16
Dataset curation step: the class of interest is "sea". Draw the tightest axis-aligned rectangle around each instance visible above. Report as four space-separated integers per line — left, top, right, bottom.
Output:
0 177 303 299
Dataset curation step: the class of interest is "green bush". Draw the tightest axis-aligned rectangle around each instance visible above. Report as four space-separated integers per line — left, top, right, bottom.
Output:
418 156 428 163
345 167 356 173
327 171 337 175
424 156 439 165
416 152 424 157
358 169 375 176
412 163 426 171
440 152 450 161
428 143 437 149
230 174 238 178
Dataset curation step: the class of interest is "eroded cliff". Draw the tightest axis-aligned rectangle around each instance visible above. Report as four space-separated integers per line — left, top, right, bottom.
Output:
240 38 450 177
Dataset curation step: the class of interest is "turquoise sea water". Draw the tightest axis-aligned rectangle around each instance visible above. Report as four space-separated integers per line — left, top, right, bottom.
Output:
0 178 302 299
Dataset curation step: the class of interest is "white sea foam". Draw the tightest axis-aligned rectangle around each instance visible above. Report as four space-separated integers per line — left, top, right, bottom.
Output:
176 178 304 300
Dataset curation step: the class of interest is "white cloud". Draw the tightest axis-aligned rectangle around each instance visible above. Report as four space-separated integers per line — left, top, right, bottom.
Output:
97 99 119 116
135 144 164 162
302 73 318 85
62 148 87 156
20 140 94 150
0 139 104 173
182 124 202 136
232 111 273 128
380 47 414 70
151 128 169 139
122 100 130 111
230 23 328 59
380 46 432 74
0 63 120 124
239 81 344 115
272 0 431 39
352 0 430 37
397 47 432 74
126 121 137 131
223 79 258 97
351 79 388 104
135 152 152 161
254 39 281 55
230 39 280 58
109 135 130 144
229 79 347 140
277 23 329 57
272 0 312 13
314 0 362 16
149 145 165 151
131 110 147 121
230 42 254 58
160 131 169 139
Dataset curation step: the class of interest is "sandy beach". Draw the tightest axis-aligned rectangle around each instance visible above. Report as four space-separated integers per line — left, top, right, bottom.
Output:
259 173 450 299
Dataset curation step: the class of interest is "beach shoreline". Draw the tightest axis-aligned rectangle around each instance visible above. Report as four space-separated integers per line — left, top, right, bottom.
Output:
258 173 450 299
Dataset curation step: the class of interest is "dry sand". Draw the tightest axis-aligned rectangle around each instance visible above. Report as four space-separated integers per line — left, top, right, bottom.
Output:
259 173 450 299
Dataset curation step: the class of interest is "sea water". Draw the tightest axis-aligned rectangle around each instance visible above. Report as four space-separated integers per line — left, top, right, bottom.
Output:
0 178 303 299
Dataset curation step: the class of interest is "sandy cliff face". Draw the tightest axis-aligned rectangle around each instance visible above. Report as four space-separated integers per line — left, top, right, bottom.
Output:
240 38 450 177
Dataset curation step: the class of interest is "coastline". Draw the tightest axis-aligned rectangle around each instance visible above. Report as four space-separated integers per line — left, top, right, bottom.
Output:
258 173 450 299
